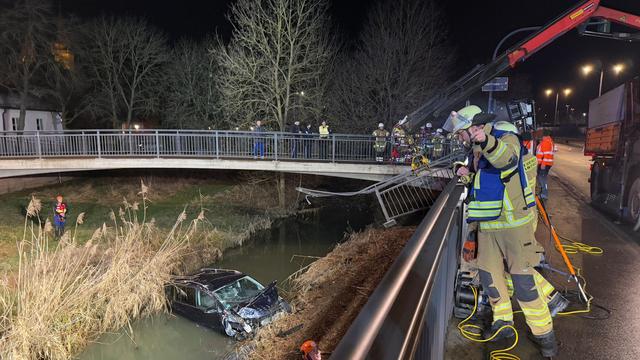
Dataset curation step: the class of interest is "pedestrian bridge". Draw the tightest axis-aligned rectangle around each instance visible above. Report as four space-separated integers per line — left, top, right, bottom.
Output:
0 130 455 181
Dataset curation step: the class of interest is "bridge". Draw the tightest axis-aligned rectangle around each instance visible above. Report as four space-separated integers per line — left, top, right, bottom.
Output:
0 130 455 181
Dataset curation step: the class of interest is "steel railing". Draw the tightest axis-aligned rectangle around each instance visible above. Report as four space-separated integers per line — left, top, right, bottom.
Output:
0 129 458 164
333 179 466 359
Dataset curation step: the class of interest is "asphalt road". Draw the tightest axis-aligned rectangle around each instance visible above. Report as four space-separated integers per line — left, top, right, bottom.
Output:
550 143 591 200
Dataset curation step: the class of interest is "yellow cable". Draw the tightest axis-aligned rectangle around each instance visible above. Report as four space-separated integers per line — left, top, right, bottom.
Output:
457 286 520 360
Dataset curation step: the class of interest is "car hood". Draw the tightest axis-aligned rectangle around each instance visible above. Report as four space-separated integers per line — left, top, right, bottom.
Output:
235 281 279 319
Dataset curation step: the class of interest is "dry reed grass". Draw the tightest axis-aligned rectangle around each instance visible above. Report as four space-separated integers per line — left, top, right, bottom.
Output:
0 181 204 360
246 226 415 360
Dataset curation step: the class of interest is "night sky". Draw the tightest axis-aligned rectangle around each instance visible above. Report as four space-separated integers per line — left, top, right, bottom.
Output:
59 0 640 118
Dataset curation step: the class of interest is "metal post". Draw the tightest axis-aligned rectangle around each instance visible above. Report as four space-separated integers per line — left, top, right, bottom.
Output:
155 130 160 158
274 133 278 161
128 130 133 155
598 68 604 97
554 92 559 126
82 131 87 155
36 131 42 159
332 135 336 163
96 131 102 158
215 131 219 159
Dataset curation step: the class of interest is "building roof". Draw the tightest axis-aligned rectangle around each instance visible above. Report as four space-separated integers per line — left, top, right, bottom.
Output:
0 91 60 112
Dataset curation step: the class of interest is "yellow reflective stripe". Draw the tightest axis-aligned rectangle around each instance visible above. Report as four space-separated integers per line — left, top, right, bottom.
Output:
479 210 535 230
524 318 552 326
469 200 502 208
522 306 551 316
503 189 514 211
494 314 514 322
486 141 507 162
493 302 512 311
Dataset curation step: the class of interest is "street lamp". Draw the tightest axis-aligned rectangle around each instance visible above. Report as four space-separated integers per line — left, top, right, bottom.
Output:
544 88 571 126
582 62 626 96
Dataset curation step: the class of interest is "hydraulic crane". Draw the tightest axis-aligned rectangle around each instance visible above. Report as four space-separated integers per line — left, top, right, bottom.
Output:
405 0 640 130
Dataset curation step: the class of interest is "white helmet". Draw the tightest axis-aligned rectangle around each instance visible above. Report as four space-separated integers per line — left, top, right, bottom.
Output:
378 122 384 128
436 128 443 134
426 122 433 128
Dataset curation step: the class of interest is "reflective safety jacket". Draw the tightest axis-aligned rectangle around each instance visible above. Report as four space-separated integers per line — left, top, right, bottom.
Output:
319 125 330 138
536 136 554 167
467 122 538 232
372 129 389 149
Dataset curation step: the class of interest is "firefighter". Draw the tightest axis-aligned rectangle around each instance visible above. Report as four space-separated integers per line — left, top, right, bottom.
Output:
536 130 555 200
444 105 558 358
372 123 389 163
432 128 445 159
391 123 406 164
53 194 68 239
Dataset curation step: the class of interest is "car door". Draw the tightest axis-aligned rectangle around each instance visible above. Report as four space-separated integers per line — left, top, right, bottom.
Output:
196 289 223 330
170 284 204 324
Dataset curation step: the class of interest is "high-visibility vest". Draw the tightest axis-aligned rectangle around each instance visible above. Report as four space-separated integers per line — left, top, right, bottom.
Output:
536 136 554 167
467 123 537 223
319 125 329 138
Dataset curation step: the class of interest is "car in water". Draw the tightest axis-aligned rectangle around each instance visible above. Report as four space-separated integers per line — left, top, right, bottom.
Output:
166 268 291 339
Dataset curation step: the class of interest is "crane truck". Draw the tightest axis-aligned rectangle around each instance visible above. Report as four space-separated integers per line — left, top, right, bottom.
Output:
586 79 640 225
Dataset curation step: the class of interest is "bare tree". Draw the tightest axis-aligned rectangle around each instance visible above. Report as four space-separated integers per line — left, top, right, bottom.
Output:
217 0 335 208
0 0 56 130
162 39 221 129
326 0 452 133
82 17 168 128
217 0 335 131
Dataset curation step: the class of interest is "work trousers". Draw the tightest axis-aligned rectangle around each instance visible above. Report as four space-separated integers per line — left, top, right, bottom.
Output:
477 225 553 336
537 166 551 199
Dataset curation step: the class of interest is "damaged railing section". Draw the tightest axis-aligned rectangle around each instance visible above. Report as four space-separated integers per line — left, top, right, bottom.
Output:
332 180 465 360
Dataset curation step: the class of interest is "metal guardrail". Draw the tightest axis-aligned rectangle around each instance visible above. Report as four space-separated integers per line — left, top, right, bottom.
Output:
333 179 465 359
0 130 457 164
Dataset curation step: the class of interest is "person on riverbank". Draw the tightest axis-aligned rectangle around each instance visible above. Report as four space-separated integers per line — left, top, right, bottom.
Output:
52 194 68 238
253 120 266 159
300 340 321 360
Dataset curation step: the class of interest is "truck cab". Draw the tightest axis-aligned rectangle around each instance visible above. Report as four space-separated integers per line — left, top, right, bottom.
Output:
585 77 640 223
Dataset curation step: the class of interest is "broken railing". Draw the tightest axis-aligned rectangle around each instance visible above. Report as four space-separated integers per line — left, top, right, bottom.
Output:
332 179 466 359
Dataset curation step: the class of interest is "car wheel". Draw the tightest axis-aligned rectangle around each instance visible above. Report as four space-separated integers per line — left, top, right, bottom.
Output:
627 177 640 225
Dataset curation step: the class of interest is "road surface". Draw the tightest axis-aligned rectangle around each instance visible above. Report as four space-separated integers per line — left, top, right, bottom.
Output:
550 143 591 200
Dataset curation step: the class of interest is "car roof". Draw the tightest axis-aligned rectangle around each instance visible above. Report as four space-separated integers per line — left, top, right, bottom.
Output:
172 268 248 292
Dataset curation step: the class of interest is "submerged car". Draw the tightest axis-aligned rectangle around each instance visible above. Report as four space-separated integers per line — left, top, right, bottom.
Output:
166 268 291 339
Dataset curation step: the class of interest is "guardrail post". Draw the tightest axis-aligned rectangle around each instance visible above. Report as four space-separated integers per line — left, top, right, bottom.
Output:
81 131 87 154
128 130 133 155
96 130 101 158
215 131 219 159
274 133 278 161
332 134 336 163
155 130 160 158
35 131 42 159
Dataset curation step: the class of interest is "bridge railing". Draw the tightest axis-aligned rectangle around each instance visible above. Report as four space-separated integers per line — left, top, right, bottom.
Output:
333 179 465 359
0 129 458 164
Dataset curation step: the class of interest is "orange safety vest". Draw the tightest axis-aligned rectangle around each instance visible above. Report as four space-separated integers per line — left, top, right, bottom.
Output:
523 140 534 155
536 136 554 167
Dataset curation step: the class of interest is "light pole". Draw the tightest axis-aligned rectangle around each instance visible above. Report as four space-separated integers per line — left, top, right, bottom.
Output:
582 62 625 97
545 88 571 126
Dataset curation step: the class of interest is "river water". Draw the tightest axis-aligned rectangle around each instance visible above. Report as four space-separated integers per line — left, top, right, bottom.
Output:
79 202 374 360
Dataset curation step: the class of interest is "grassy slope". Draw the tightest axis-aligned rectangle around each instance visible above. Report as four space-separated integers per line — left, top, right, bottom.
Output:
0 175 282 271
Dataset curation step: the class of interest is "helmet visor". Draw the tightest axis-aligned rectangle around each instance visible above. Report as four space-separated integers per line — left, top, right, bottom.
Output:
442 111 472 134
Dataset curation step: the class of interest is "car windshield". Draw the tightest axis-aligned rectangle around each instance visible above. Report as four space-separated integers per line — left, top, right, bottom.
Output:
214 276 265 310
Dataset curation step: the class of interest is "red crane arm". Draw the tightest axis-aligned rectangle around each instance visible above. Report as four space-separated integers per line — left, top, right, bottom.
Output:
508 0 640 67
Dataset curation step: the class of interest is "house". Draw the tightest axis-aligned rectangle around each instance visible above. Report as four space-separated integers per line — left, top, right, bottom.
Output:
0 92 63 132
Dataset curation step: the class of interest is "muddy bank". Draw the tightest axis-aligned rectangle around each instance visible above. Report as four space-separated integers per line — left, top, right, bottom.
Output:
246 226 415 359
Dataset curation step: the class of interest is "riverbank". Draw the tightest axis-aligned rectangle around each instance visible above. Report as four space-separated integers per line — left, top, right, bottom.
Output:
245 226 415 359
0 171 307 272
0 171 320 359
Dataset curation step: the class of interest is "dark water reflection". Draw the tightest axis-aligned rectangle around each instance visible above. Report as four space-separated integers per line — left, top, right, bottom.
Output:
80 201 375 360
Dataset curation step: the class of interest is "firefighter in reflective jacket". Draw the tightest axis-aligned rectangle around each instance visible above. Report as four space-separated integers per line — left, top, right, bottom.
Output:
536 131 555 200
372 123 389 162
444 105 558 358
